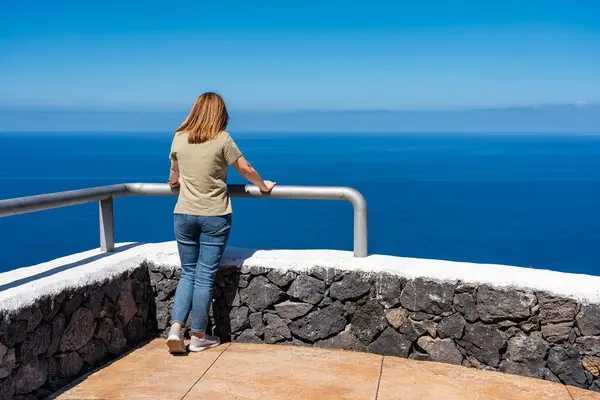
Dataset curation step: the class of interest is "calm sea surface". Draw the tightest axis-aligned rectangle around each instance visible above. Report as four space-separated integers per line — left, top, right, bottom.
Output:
1 132 599 275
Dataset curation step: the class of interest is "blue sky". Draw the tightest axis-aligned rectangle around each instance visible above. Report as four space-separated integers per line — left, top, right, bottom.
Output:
1 0 599 110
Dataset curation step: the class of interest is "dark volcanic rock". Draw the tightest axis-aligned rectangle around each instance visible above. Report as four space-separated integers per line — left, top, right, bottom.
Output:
367 328 412 357
274 301 313 320
84 286 105 317
417 336 463 365
267 270 296 287
459 322 507 367
577 336 600 356
125 316 146 342
20 323 51 363
263 314 292 344
476 286 535 323
350 300 388 345
3 319 27 347
230 307 250 333
315 330 367 352
240 276 285 311
13 357 48 395
290 304 346 343
236 330 263 344
60 307 95 352
375 273 405 309
94 318 115 346
330 274 371 301
576 305 600 336
107 328 127 355
49 352 83 379
400 278 454 315
287 275 326 305
541 322 573 344
501 332 549 379
118 280 138 325
46 313 66 357
249 312 265 337
438 313 466 340
156 279 178 301
537 292 578 324
547 344 588 388
453 292 479 322
78 340 107 365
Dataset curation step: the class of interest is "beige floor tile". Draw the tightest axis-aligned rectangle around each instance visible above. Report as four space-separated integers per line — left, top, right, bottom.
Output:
378 357 571 400
57 339 229 400
567 386 600 399
184 343 382 400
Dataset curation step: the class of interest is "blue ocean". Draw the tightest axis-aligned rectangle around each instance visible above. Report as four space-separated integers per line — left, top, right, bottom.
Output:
1 132 599 276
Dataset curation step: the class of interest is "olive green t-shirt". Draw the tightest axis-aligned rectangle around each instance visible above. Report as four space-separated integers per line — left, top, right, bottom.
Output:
170 131 242 216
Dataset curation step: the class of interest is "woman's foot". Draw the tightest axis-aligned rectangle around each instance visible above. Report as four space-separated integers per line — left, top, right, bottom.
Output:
189 333 221 352
166 325 186 354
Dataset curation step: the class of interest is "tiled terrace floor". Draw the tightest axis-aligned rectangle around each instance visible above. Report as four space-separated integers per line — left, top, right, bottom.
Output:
56 339 600 400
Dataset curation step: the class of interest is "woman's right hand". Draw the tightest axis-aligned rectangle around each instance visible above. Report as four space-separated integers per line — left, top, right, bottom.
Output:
260 180 277 192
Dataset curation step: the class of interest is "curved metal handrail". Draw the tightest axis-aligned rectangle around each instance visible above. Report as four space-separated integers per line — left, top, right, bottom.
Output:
0 183 368 257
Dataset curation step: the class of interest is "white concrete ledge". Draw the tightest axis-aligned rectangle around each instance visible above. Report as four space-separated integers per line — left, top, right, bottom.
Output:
2 241 600 314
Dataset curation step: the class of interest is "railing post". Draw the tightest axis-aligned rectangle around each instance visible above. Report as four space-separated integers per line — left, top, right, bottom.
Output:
99 198 115 252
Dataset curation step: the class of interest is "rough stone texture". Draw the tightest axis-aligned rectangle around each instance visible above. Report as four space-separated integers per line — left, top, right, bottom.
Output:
476 286 535 323
368 328 412 357
13 357 47 395
385 308 408 329
330 275 370 301
438 313 466 340
19 323 51 364
314 330 367 352
576 336 600 356
537 292 578 323
263 314 292 344
78 340 107 365
417 336 463 365
459 322 508 367
400 278 454 315
240 276 285 311
266 270 296 287
541 322 573 344
453 292 479 322
350 300 388 345
502 332 549 379
60 307 95 352
375 274 405 308
547 344 588 388
229 307 250 333
290 304 346 343
274 301 313 320
576 304 600 336
287 275 326 305
6 256 600 397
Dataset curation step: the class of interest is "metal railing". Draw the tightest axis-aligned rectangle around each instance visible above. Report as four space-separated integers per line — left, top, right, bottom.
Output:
0 183 368 257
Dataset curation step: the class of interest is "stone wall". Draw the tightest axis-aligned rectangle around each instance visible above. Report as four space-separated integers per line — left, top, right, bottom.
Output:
0 266 154 400
3 244 600 399
149 262 600 392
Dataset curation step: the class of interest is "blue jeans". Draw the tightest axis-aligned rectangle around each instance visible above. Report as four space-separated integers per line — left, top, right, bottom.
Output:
171 213 232 333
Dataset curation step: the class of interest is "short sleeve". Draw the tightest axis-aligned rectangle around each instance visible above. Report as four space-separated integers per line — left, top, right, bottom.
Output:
223 134 243 165
169 138 177 161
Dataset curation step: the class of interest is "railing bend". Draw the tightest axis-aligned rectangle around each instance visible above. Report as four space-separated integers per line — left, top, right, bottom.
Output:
0 184 368 257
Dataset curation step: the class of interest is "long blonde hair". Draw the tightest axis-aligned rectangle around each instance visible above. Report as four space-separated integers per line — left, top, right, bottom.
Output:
175 92 229 144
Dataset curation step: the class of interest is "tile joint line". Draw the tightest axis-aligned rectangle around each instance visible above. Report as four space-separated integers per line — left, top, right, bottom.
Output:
180 343 231 400
563 385 576 400
374 356 385 400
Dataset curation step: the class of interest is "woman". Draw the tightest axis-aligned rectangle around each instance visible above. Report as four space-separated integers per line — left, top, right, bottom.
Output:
166 92 275 353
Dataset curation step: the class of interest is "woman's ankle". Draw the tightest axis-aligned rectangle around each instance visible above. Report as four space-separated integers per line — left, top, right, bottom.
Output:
192 331 205 339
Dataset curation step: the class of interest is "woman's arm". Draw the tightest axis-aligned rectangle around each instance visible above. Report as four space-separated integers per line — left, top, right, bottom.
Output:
168 159 180 188
232 156 275 192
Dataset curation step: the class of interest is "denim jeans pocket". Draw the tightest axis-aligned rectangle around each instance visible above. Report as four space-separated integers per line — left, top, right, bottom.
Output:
174 213 191 230
201 215 232 235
